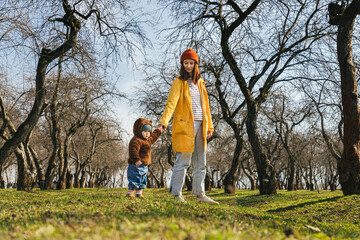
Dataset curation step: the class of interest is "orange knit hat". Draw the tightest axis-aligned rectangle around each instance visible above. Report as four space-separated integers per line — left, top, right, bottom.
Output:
180 49 199 64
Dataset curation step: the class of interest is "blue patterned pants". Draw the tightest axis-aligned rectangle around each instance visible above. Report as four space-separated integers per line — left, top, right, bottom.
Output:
127 164 148 190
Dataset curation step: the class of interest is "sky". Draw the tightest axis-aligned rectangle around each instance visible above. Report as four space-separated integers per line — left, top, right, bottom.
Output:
0 0 171 142
112 1 170 141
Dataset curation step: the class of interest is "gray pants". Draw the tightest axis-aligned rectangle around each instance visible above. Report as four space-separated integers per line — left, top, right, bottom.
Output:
170 121 206 196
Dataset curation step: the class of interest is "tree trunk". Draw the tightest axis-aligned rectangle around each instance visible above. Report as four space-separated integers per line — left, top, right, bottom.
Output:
223 138 243 194
330 176 337 191
211 169 219 188
287 156 295 191
185 173 192 191
74 172 80 188
88 170 95 188
246 106 276 195
304 173 314 191
147 177 153 188
66 169 73 189
0 166 5 189
56 145 66 190
15 146 33 191
159 158 166 188
205 171 211 191
57 157 67 189
0 177 4 189
30 147 45 189
96 169 107 188
44 148 57 190
276 172 282 190
249 175 256 190
44 100 61 190
335 0 360 195
241 156 257 190
148 167 159 188
295 168 302 190
58 111 89 190
80 169 87 188
148 158 166 188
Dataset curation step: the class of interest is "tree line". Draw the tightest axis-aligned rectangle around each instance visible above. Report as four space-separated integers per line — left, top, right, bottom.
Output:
1 0 360 196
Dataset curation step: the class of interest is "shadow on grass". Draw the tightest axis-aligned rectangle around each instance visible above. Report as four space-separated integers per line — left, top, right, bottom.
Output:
235 194 284 207
267 196 343 213
206 192 236 197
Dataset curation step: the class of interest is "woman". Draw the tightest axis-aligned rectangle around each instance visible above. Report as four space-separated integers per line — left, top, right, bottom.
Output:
158 49 218 204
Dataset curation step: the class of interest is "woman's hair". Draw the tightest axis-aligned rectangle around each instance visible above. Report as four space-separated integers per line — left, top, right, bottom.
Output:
179 62 201 84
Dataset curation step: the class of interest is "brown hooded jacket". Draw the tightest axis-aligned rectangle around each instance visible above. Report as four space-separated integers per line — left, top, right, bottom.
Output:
128 118 161 165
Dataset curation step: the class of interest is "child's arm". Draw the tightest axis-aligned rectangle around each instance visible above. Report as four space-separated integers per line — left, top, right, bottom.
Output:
148 128 162 145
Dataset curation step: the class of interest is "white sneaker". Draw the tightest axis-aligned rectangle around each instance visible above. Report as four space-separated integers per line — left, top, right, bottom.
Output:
196 195 219 205
174 195 187 203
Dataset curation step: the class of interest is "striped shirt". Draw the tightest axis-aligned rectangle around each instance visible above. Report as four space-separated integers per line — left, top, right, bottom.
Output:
187 78 203 121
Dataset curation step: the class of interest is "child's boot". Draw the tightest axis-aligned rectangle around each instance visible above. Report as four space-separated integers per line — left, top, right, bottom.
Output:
126 192 135 198
136 194 144 198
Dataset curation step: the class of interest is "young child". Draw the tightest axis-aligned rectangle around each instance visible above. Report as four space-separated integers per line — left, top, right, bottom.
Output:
126 118 162 198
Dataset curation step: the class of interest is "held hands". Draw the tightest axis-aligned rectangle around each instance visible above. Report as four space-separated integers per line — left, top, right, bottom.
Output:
157 124 166 132
157 124 212 139
135 160 142 167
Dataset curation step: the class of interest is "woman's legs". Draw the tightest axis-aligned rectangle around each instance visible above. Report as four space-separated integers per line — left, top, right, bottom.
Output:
191 121 206 196
191 121 218 204
169 121 205 196
169 152 191 196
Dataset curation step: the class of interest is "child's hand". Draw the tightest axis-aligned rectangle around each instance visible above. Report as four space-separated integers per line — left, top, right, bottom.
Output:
135 161 142 167
207 130 214 139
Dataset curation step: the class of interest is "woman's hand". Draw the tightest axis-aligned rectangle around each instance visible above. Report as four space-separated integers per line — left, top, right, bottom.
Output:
207 130 213 139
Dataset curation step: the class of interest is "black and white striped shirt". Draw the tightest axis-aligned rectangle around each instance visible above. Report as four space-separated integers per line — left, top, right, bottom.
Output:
187 79 203 121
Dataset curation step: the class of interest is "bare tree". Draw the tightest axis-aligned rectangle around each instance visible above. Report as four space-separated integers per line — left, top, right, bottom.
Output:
160 0 328 195
70 119 124 188
302 83 341 191
207 127 235 189
0 0 150 190
201 59 246 194
263 93 312 191
0 1 81 164
0 93 39 190
328 0 360 195
240 148 257 190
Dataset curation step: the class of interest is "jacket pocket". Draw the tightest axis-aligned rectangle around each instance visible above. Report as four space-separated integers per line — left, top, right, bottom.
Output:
173 116 190 135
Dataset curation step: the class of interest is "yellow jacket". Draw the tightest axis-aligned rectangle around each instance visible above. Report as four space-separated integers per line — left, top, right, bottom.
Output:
159 77 214 153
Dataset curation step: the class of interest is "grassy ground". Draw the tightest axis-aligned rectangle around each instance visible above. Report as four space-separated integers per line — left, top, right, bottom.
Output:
0 188 359 240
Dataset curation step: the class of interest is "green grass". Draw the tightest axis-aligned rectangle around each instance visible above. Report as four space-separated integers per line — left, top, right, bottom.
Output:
0 188 359 239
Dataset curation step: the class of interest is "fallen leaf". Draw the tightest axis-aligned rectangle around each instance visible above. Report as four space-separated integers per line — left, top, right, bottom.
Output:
126 206 136 213
304 224 321 232
65 222 76 231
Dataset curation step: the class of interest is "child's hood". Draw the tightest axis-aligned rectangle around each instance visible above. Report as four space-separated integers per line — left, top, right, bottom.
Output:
133 118 153 139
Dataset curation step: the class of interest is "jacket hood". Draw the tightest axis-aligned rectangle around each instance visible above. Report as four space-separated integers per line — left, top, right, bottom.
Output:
133 118 153 139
